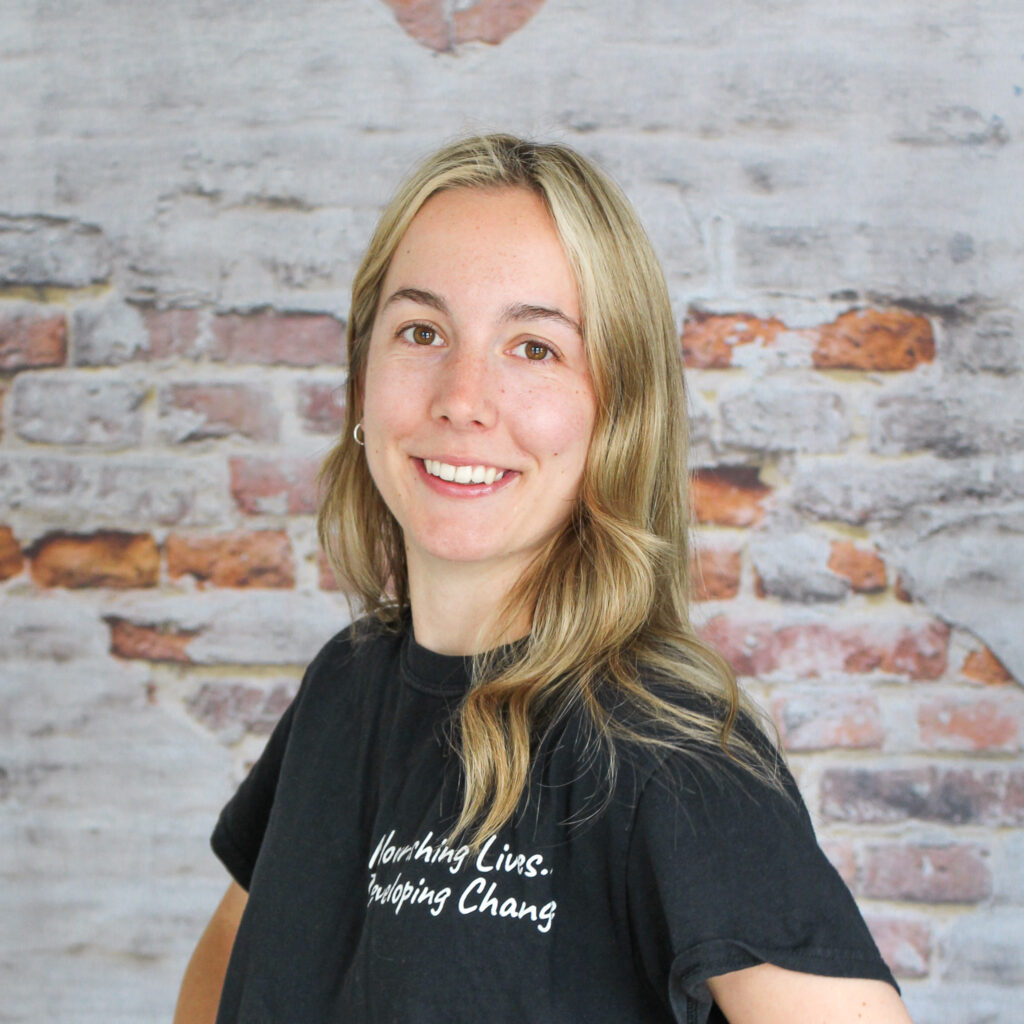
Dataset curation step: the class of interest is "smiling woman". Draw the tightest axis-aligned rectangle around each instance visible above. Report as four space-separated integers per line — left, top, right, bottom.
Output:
175 135 913 1024
361 186 596 651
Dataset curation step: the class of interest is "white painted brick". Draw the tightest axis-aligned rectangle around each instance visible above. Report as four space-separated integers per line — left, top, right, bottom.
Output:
792 453 1024 525
870 380 1024 458
0 597 109 661
103 590 352 666
939 308 1024 375
905 983 1024 1024
991 831 1024 905
941 909 1024 985
721 381 850 454
1 658 233 1023
0 453 229 529
749 513 848 603
686 389 716 468
12 373 146 446
0 215 111 288
71 297 149 366
884 505 1024 686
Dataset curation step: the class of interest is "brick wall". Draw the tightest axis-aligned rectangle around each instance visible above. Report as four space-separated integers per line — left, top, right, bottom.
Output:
1 2 1022 1021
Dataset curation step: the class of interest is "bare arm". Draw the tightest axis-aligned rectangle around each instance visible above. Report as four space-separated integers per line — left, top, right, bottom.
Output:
173 881 248 1024
707 962 913 1024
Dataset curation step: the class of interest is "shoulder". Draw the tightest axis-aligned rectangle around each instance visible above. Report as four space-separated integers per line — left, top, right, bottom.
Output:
605 666 786 799
293 613 408 707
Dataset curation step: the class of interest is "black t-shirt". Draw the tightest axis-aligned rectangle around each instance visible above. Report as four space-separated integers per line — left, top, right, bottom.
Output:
212 620 895 1023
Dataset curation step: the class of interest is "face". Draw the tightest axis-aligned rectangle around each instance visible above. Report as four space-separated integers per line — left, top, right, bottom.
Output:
361 186 596 589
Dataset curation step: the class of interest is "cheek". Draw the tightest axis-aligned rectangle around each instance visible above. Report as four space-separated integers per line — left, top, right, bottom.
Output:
518 389 595 469
363 360 414 433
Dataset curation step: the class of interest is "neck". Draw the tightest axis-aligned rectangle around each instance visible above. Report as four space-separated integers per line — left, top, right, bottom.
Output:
406 553 532 656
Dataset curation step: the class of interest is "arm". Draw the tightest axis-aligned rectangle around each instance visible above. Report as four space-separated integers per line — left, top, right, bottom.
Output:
708 962 913 1024
173 881 248 1024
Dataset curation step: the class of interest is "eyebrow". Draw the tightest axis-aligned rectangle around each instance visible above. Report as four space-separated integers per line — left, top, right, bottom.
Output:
500 302 582 337
381 288 581 336
381 287 450 317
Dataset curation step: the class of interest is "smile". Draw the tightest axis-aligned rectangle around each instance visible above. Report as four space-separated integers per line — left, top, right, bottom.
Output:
423 459 507 485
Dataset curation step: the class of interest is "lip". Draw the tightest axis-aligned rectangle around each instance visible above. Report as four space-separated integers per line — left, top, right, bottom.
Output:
413 457 519 497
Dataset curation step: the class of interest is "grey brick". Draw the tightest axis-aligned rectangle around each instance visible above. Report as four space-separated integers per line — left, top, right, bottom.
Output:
0 215 111 288
104 591 352 666
71 298 149 366
0 454 229 528
870 381 1024 457
792 454 1024 525
940 308 1024 375
721 381 850 454
0 598 109 661
749 514 848 603
884 505 1024 688
941 909 1024 985
12 373 146 447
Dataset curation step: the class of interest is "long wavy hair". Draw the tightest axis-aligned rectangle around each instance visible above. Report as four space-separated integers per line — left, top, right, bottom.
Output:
318 134 781 846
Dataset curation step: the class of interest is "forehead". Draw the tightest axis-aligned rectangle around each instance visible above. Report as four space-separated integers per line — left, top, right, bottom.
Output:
381 187 579 312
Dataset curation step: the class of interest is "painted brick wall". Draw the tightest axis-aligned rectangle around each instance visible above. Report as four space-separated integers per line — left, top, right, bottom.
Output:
1 2 1022 1021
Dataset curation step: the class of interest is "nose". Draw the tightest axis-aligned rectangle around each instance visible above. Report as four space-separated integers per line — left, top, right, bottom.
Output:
429 344 497 429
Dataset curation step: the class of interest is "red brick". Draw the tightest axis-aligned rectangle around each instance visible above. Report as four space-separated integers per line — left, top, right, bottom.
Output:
866 916 932 979
188 681 296 736
454 0 549 46
698 616 768 677
918 696 1020 752
827 540 887 592
161 383 280 441
380 0 450 51
692 543 742 600
381 0 543 51
166 531 295 588
693 467 770 526
812 309 935 371
0 525 24 580
863 843 991 903
894 576 914 603
296 381 347 435
30 531 159 589
680 312 785 369
871 621 948 679
230 456 320 515
820 766 1024 826
699 617 948 680
211 312 345 367
0 313 67 369
773 691 884 751
107 617 196 662
962 647 1014 686
144 308 201 359
820 840 858 889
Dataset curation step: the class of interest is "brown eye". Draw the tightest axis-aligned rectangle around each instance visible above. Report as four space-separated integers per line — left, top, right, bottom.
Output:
524 341 550 361
411 325 436 345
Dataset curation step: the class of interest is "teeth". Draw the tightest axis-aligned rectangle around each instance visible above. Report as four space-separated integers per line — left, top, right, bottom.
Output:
424 459 505 485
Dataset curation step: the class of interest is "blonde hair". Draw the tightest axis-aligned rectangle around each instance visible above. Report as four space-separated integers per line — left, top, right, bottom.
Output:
318 134 780 845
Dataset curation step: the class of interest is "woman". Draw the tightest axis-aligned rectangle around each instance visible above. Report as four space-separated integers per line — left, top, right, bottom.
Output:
175 135 912 1023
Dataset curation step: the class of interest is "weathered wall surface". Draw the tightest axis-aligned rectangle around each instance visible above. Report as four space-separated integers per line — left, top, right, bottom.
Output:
1 1 1022 1021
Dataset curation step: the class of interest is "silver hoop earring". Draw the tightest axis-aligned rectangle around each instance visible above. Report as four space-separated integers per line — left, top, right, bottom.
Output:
353 422 365 446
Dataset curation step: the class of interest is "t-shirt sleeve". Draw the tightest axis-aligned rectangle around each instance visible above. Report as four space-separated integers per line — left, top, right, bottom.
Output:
209 634 347 890
625 749 896 1021
210 693 299 891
